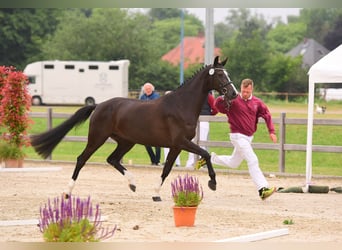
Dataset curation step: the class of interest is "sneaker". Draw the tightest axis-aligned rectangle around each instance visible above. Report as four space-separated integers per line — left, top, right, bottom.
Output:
259 187 276 200
210 152 217 164
195 158 206 170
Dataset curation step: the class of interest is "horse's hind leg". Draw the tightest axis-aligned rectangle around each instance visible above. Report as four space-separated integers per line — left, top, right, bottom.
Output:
152 148 180 202
106 139 136 192
65 137 108 197
181 139 217 191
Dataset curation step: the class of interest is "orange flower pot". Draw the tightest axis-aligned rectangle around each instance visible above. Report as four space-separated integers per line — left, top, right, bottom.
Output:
173 206 197 227
4 158 23 168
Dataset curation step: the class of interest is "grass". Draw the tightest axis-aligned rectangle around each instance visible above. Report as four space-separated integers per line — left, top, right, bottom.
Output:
24 102 342 177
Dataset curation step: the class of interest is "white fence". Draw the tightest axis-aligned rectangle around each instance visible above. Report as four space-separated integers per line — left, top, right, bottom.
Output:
29 108 342 172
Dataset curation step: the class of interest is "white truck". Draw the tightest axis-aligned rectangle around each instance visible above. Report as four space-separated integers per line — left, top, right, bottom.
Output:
24 59 130 105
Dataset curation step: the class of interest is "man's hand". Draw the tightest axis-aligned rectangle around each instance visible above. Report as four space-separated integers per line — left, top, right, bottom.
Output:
270 133 277 143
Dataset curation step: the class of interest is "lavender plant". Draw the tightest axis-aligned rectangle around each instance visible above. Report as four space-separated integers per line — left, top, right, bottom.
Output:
171 174 203 207
38 195 116 242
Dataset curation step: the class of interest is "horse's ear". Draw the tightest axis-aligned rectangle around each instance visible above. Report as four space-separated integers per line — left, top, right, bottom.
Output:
213 56 219 66
221 57 228 66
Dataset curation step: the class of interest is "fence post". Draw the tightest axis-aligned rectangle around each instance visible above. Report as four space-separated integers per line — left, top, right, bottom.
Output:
193 119 201 163
278 112 286 172
47 107 53 160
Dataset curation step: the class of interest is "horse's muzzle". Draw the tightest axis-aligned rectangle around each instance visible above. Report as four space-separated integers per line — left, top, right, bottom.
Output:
230 83 238 98
222 83 238 102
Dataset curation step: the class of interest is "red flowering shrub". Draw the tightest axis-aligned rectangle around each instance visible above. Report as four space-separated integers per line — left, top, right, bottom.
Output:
0 66 32 149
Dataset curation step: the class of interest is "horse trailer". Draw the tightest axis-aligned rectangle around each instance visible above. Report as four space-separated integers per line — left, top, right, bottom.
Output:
24 60 130 105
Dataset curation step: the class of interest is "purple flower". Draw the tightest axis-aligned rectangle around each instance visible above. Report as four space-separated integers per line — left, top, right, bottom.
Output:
171 174 203 207
38 195 116 242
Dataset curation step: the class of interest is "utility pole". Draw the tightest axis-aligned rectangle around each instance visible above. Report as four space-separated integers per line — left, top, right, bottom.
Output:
204 8 214 65
180 8 185 85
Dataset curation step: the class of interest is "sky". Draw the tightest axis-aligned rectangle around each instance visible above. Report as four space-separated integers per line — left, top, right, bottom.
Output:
186 8 301 24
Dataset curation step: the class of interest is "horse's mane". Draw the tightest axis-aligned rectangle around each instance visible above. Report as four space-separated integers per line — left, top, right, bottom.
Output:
174 64 210 91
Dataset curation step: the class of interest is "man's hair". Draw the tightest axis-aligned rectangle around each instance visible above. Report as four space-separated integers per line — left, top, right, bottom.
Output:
241 78 254 88
143 82 154 91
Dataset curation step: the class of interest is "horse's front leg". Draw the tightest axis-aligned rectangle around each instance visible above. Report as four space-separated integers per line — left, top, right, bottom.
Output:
202 152 217 191
107 141 136 192
152 148 179 202
152 177 163 202
182 140 217 191
108 159 136 192
64 147 97 198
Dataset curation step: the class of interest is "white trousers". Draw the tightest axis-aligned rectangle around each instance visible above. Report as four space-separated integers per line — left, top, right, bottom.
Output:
163 148 181 166
186 121 209 167
211 133 269 190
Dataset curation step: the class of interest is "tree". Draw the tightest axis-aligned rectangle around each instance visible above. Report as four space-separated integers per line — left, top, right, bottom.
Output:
221 18 270 90
264 53 307 96
135 60 180 91
215 9 252 48
266 22 306 53
41 9 163 90
215 8 272 47
324 14 342 50
147 8 204 59
0 9 62 70
214 23 232 48
41 8 205 91
299 8 342 45
148 8 183 20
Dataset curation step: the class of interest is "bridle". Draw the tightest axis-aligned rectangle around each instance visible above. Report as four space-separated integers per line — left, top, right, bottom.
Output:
209 67 238 98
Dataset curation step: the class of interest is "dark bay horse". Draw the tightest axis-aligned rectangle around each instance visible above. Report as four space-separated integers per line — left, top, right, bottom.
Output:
30 56 238 201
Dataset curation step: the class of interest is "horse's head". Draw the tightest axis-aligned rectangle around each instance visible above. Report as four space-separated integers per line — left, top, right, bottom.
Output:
208 56 238 106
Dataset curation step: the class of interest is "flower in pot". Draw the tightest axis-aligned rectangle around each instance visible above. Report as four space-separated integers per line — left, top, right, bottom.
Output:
0 141 26 167
171 174 203 227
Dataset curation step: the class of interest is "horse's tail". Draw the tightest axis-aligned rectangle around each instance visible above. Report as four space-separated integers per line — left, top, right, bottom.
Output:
30 105 97 159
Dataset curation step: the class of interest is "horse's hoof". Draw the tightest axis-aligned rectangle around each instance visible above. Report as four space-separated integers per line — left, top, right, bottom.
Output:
63 192 70 199
152 196 162 202
129 184 136 192
208 180 217 191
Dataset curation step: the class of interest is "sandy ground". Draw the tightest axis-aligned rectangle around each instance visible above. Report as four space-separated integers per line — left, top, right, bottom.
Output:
0 160 341 243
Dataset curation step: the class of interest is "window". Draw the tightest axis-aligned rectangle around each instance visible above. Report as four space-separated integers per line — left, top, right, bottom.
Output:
89 65 98 70
65 65 75 70
44 64 54 69
28 76 36 84
109 65 119 70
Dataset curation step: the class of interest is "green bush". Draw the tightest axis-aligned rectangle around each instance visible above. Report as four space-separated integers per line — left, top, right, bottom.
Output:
0 141 26 160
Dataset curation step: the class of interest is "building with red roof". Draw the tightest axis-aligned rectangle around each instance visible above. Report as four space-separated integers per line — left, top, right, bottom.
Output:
161 34 221 69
